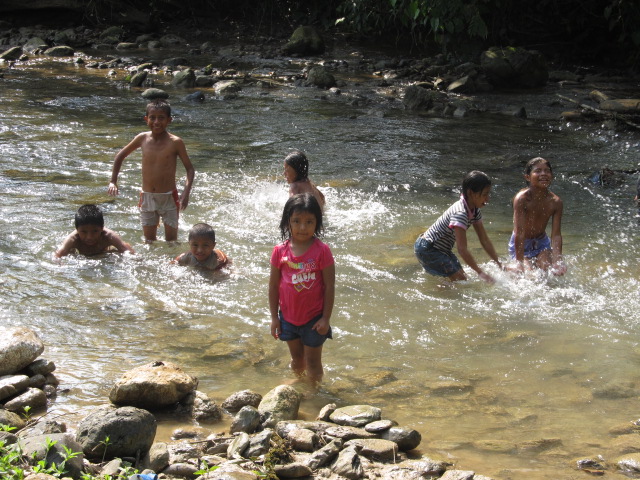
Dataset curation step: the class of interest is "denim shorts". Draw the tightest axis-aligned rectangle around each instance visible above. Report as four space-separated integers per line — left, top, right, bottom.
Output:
414 235 462 277
278 312 332 347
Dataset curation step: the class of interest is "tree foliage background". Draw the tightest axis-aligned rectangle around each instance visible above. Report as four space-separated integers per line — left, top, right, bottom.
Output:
88 0 640 66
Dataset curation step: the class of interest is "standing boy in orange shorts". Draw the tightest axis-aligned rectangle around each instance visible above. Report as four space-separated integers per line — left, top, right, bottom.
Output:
108 100 195 242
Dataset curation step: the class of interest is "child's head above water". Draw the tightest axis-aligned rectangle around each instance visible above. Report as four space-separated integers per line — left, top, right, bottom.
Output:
462 170 491 198
284 150 309 183
279 193 324 241
524 157 552 175
75 204 104 229
146 99 171 117
188 223 216 243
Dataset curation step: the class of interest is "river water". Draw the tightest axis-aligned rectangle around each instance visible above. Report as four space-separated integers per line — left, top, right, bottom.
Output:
1 51 639 479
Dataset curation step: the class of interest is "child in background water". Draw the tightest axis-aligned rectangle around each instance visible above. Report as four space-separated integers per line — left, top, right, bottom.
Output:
508 157 566 275
283 150 325 209
414 170 502 283
174 223 229 271
55 204 135 257
269 193 335 386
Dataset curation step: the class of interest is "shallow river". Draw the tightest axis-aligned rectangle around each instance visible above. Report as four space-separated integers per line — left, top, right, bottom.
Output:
1 52 640 479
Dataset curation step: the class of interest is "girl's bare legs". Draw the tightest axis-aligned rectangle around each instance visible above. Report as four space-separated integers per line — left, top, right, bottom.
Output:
286 339 324 386
286 339 306 377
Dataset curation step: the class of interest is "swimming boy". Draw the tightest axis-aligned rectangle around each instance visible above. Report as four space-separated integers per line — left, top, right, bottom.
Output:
174 223 229 271
108 100 195 243
415 170 502 283
283 150 326 209
508 157 566 275
55 204 135 257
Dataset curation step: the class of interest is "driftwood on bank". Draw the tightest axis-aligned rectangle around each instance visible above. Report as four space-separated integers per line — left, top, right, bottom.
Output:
557 93 640 129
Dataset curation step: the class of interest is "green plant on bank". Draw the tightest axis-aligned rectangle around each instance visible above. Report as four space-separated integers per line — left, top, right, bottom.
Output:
251 434 293 480
99 435 112 463
20 406 32 423
194 459 220 475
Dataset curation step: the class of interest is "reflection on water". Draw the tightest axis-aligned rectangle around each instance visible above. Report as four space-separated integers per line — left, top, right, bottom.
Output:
1 58 640 479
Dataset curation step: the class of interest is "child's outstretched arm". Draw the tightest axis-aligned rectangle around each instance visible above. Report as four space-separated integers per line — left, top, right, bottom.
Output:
108 134 144 196
550 199 566 275
268 265 282 339
455 226 495 284
473 222 502 269
104 228 135 254
54 232 76 258
312 263 335 335
512 192 528 270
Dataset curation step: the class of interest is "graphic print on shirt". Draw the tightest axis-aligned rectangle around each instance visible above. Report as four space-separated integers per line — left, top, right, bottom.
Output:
282 256 317 292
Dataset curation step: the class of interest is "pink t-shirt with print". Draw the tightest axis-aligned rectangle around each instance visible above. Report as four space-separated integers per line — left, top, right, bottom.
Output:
270 237 334 326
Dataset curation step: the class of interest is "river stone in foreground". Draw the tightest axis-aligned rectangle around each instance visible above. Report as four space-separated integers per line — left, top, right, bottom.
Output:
109 360 198 409
258 384 301 428
76 405 157 460
0 327 44 376
20 433 84 480
329 404 381 427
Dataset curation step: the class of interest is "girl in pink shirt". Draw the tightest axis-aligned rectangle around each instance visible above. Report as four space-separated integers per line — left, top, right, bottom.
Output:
269 193 335 386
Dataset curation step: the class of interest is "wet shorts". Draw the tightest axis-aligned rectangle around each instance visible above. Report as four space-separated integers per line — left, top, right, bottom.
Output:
278 312 332 347
508 233 551 259
139 190 180 229
414 235 462 277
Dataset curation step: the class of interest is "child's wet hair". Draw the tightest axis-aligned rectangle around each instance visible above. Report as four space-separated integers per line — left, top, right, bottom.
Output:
188 223 216 242
279 193 324 241
146 99 171 116
75 204 104 229
462 170 491 197
524 157 552 175
284 150 309 182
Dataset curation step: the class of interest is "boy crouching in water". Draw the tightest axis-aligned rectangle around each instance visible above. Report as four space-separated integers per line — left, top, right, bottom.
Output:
108 100 195 243
174 223 229 271
415 170 502 283
55 204 134 258
508 157 566 275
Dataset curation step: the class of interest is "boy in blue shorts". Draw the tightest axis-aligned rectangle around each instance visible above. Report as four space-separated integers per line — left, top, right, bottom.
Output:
415 170 502 283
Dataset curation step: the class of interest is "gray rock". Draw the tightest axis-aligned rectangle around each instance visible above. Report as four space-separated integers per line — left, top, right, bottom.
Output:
245 428 273 457
332 444 364 479
392 458 449 477
172 68 196 88
447 75 475 93
617 453 640 473
44 46 75 57
325 425 377 441
163 57 188 67
4 387 47 412
100 458 124 477
185 90 205 102
19 433 84 480
214 80 241 99
141 88 169 100
316 403 336 421
195 75 215 87
24 359 55 377
364 419 395 433
116 42 137 50
29 374 46 389
258 385 301 428
345 438 398 461
227 432 250 459
162 462 198 477
274 462 312 478
329 405 381 427
130 71 147 87
168 440 204 463
75 405 157 461
109 361 198 409
304 438 341 470
177 390 222 423
1 46 23 61
0 431 18 446
305 66 336 89
0 374 30 401
23 37 47 53
100 26 124 40
379 427 421 451
283 26 325 55
0 327 45 376
0 409 25 430
230 405 261 434
222 389 262 413
159 34 187 47
440 470 475 480
285 427 318 452
403 85 439 110
480 46 548 88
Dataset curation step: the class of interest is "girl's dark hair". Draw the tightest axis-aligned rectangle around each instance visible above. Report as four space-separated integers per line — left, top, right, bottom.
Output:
188 223 215 242
461 170 491 198
284 150 309 182
279 193 324 241
75 204 104 228
524 157 552 175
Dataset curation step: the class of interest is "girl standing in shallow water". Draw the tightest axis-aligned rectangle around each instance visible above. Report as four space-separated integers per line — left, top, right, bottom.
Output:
268 193 335 386
283 150 326 209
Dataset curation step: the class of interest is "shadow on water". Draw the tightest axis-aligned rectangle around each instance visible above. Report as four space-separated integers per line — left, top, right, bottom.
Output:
1 57 640 478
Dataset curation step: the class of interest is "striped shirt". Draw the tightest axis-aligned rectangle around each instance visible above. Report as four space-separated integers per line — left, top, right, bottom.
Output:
423 196 482 253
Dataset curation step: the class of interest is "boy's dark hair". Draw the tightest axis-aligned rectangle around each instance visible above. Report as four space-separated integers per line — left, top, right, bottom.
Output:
146 99 171 116
279 193 323 241
284 150 309 182
188 223 216 242
524 157 552 175
75 204 104 229
462 170 491 197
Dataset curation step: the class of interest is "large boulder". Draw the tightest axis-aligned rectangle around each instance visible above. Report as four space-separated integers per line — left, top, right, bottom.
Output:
0 46 23 61
75 405 157 460
305 66 336 89
480 46 548 88
329 405 381 427
109 361 198 409
0 327 44 376
283 26 325 55
20 433 84 480
258 384 301 428
172 68 196 88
